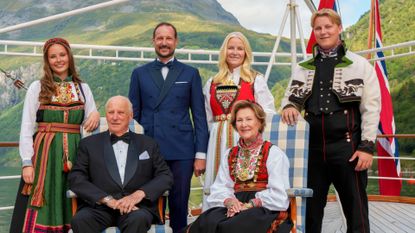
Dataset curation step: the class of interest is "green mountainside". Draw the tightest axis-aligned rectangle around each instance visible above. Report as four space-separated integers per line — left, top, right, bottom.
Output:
344 0 415 153
1 0 415 167
0 0 291 166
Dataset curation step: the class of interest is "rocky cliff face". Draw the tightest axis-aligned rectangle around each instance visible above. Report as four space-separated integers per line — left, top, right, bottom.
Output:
0 63 40 111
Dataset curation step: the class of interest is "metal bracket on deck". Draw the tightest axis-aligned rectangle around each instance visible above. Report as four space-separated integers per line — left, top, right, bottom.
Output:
0 67 27 90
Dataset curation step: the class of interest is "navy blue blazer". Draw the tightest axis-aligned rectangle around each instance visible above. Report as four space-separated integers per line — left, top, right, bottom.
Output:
128 59 209 160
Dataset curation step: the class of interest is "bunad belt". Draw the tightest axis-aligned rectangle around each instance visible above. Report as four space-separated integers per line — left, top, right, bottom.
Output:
213 114 234 176
22 122 80 207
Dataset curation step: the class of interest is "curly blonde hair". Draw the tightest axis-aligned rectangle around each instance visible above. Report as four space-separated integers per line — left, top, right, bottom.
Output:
213 32 257 84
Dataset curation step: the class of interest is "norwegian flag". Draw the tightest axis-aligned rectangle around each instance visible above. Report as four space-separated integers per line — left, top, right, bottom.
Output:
374 0 402 196
306 0 338 53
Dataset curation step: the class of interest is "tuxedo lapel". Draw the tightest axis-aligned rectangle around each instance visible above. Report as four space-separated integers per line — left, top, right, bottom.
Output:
149 61 164 90
103 132 123 188
123 132 138 186
155 60 182 107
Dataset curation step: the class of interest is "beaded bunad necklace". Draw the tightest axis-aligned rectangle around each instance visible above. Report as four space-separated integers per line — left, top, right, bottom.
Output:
52 76 81 104
236 133 264 182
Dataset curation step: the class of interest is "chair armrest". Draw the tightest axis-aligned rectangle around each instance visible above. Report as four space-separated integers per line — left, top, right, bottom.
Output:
286 188 313 198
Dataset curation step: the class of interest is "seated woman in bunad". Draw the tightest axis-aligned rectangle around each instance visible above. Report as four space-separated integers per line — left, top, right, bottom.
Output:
203 32 275 210
10 37 100 233
185 100 290 233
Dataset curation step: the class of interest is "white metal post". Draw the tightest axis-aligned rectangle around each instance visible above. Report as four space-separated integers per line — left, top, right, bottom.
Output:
290 0 297 78
264 6 290 81
295 5 308 60
264 0 313 81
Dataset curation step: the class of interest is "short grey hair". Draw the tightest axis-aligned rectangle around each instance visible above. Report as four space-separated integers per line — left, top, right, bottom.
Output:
105 95 133 113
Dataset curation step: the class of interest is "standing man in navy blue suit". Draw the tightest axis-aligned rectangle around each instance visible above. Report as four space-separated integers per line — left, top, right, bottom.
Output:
128 22 209 233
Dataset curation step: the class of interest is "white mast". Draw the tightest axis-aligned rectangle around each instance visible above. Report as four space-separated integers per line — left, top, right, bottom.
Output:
264 0 316 81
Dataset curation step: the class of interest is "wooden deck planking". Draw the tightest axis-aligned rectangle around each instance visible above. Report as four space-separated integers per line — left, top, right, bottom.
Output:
385 202 415 226
322 201 415 233
369 205 405 233
322 201 345 233
370 202 415 232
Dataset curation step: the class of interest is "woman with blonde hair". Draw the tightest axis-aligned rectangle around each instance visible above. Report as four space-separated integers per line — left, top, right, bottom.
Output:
202 32 275 210
10 37 99 233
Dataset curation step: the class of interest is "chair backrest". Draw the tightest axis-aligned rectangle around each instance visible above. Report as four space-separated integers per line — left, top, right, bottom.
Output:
81 117 143 138
263 114 310 233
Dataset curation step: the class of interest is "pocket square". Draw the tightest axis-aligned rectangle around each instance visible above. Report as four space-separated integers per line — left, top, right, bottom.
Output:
138 151 150 160
175 81 188 84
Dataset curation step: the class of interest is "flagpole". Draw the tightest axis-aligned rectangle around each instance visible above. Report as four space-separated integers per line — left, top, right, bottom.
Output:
367 0 375 59
373 0 402 196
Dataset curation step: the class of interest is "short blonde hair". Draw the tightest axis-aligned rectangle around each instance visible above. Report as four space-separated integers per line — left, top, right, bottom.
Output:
231 100 266 133
311 8 342 28
213 32 256 84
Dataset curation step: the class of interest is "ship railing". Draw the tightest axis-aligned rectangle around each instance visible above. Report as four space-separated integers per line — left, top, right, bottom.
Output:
1 39 415 66
2 134 415 212
0 39 299 66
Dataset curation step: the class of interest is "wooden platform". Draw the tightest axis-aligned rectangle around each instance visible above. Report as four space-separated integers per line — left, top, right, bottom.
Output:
323 201 415 233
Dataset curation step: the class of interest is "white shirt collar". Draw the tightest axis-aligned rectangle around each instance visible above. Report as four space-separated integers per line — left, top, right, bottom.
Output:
109 130 130 136
157 57 175 64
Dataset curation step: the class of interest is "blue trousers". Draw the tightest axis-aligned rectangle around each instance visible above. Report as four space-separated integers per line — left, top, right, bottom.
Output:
166 159 194 233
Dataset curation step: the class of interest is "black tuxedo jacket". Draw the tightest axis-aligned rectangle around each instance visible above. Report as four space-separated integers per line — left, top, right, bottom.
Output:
69 131 173 223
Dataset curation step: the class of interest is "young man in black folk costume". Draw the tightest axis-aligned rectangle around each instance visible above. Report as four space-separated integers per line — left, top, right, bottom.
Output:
281 9 380 233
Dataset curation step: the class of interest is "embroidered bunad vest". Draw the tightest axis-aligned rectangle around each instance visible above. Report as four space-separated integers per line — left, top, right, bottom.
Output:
228 141 272 192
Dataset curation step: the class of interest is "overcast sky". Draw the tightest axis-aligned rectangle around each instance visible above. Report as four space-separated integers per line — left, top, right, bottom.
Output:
217 0 371 37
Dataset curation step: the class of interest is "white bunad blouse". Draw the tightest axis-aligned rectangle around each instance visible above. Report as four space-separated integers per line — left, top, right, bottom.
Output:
207 145 290 211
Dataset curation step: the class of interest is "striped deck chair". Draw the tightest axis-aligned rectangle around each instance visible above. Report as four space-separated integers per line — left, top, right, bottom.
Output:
69 117 171 233
263 114 313 233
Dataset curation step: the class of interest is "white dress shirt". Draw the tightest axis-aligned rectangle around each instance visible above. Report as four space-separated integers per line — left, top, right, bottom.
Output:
112 140 129 184
157 57 175 80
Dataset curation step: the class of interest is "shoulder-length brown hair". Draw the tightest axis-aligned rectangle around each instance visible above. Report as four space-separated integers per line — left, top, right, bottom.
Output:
39 38 82 104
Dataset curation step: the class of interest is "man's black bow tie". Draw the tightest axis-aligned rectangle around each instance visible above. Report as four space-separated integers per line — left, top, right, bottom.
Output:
155 60 173 70
110 133 130 144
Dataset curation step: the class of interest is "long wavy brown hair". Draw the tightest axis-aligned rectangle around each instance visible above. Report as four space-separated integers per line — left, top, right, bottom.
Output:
39 40 82 104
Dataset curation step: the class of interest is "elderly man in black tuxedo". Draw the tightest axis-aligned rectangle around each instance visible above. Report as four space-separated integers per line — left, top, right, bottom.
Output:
69 95 173 233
